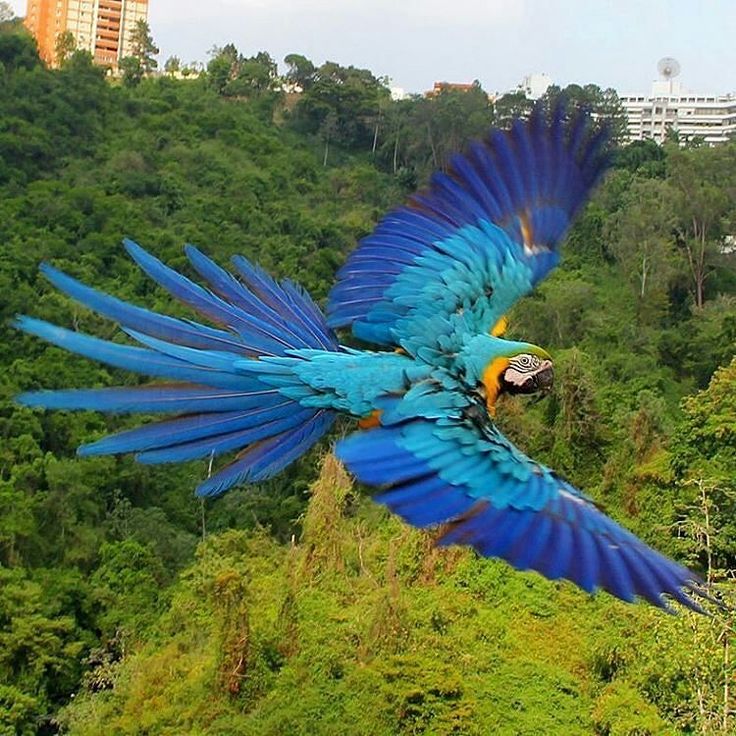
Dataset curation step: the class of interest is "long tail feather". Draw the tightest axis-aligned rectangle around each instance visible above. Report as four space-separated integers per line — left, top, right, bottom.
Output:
135 406 317 464
39 263 246 353
184 245 315 350
16 242 341 494
14 317 248 389
196 410 334 497
78 400 296 455
124 239 312 356
17 384 282 414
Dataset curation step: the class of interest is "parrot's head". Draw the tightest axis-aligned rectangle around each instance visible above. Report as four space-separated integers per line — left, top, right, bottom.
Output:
457 334 554 415
498 349 554 396
470 339 553 416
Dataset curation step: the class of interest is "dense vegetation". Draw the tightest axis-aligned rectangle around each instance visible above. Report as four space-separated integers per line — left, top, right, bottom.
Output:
1 17 735 735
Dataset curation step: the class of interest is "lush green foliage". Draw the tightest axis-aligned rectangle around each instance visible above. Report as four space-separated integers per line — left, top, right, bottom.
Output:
56 454 736 736
0 24 735 735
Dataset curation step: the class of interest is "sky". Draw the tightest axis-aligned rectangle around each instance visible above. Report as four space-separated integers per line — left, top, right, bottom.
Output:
8 0 736 95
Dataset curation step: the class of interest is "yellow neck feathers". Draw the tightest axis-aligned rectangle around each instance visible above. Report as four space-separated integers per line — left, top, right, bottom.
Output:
482 357 510 417
490 315 509 337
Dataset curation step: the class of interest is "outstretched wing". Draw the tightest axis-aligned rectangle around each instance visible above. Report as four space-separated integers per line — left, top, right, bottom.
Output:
327 103 611 352
336 403 704 612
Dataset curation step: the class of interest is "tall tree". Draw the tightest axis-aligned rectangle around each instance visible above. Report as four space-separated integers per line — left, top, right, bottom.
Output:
614 139 666 177
376 83 493 178
206 43 239 94
293 61 390 151
493 90 534 126
607 178 680 324
541 83 628 142
667 144 736 308
0 25 40 71
319 111 338 166
379 96 415 175
163 55 180 76
128 18 158 74
284 53 315 91
427 82 494 170
54 30 76 68
119 55 143 87
226 51 279 96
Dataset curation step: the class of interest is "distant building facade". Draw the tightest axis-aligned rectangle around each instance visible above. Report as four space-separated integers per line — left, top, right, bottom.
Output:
24 0 149 70
621 66 736 145
426 81 477 97
519 73 552 100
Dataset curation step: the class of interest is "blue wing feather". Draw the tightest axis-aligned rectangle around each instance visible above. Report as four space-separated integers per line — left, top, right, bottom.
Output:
195 410 334 497
510 117 538 201
327 104 612 350
471 139 515 216
506 513 553 572
336 413 705 612
566 527 598 593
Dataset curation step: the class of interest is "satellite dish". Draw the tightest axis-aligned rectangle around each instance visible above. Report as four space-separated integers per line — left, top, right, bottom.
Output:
657 57 681 80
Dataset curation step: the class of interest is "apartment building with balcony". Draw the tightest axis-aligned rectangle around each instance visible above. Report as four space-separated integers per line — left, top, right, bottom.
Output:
25 0 149 70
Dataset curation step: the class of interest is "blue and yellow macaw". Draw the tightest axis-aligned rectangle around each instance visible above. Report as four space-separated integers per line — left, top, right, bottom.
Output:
16 104 705 611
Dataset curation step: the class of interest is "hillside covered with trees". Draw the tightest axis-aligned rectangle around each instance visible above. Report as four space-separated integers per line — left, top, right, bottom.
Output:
1 17 736 735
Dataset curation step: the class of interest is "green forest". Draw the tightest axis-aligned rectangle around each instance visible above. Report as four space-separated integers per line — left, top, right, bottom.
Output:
1 16 736 736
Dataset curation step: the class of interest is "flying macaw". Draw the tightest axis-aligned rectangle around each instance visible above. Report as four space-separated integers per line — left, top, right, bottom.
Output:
15 104 705 612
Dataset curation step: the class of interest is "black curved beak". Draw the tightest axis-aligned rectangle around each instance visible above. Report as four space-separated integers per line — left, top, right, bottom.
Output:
534 361 554 392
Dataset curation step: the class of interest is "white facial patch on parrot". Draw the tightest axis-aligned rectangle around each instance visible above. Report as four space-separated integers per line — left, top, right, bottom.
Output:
504 353 542 387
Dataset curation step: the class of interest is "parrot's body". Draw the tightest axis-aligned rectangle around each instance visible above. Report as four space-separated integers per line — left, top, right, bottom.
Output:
16 103 706 612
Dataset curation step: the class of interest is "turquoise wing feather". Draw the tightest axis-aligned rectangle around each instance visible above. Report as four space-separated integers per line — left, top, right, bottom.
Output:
336 405 705 612
326 103 611 351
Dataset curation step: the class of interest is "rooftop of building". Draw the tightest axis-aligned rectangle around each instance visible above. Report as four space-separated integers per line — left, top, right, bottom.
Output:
425 81 478 97
620 65 735 104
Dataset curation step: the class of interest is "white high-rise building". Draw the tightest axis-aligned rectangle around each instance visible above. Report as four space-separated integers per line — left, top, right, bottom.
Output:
620 59 736 145
519 73 553 101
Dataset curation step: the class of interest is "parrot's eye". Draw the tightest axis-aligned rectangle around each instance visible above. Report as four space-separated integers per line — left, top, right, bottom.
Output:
509 353 540 371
